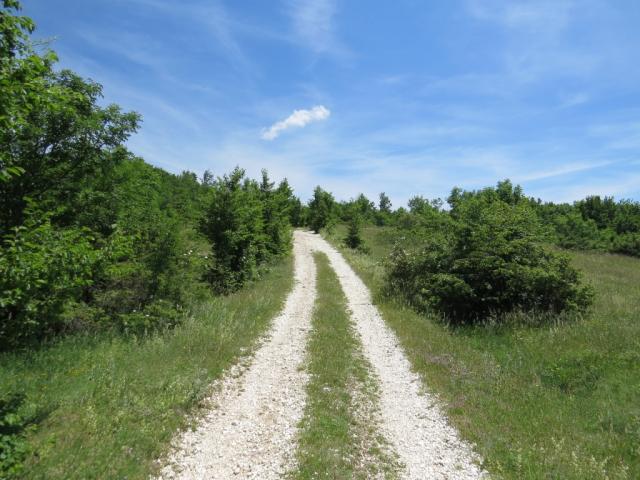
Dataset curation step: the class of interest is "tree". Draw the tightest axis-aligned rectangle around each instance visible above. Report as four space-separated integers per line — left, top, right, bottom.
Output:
345 214 361 248
379 192 392 213
200 168 266 293
261 170 293 257
1 0 37 181
308 186 335 233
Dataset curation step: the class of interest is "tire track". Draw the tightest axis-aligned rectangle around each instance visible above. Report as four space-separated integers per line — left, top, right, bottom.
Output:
158 231 317 479
304 231 486 479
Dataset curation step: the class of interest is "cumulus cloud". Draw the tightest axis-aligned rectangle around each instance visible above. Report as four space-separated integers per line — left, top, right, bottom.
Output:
261 105 330 140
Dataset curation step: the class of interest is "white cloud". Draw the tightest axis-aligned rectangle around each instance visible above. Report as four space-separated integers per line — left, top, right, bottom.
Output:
261 105 330 140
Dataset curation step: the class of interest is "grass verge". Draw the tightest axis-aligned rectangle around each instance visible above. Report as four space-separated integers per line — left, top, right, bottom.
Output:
292 251 397 480
0 256 293 480
326 224 640 480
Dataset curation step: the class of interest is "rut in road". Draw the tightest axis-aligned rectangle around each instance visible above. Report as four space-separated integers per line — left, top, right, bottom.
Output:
158 230 485 479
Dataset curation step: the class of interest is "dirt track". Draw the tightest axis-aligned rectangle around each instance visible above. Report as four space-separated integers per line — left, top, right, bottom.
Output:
158 230 485 479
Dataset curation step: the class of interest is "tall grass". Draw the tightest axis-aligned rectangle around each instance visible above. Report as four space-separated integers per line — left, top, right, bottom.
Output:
0 257 293 479
326 225 640 479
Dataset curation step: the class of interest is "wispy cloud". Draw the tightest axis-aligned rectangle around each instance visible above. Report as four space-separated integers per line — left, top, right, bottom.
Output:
120 0 254 74
286 0 349 58
467 0 575 32
558 92 590 109
261 105 330 140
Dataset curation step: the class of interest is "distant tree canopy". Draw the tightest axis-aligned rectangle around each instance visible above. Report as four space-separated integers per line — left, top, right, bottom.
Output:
379 192 392 213
308 186 336 233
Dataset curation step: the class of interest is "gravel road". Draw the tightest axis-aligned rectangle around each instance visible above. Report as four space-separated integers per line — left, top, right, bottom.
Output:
305 231 486 479
158 231 317 479
158 231 485 479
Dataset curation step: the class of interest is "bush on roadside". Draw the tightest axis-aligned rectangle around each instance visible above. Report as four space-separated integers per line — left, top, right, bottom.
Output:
611 232 640 257
200 168 293 294
386 185 594 324
0 209 98 348
308 186 336 233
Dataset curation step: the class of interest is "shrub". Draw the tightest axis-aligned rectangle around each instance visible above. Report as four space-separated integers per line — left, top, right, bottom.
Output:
261 171 294 257
308 186 335 233
611 232 640 257
0 210 98 348
344 214 364 249
200 168 268 293
386 190 593 324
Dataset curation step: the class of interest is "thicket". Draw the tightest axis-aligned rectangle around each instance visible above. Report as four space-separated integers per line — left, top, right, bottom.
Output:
385 181 594 324
307 186 336 233
0 1 294 350
200 168 295 294
534 196 640 257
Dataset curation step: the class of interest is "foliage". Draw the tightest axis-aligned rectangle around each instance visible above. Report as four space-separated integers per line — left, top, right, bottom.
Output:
534 195 640 257
0 0 40 182
338 193 376 224
261 170 294 257
0 50 140 233
308 186 336 233
344 214 364 250
386 182 593 323
0 3 294 349
378 192 392 213
200 168 293 294
0 209 98 348
0 392 34 479
611 232 640 257
375 192 393 226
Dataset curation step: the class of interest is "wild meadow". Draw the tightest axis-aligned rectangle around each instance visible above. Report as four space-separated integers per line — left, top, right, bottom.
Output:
2 1 640 478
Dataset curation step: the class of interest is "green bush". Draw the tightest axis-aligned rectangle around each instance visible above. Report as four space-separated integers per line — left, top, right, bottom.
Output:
344 214 364 249
308 186 335 233
201 168 273 293
611 232 640 257
386 187 593 324
0 210 98 348
0 3 294 349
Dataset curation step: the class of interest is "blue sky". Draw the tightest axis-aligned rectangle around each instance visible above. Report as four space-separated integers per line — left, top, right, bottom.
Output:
27 0 640 206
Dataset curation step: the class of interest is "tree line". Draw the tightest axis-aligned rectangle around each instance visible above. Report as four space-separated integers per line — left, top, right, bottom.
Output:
306 180 639 325
0 2 298 349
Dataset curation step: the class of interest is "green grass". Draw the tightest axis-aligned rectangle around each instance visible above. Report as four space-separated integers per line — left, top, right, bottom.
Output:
293 252 397 480
0 256 294 480
326 224 640 479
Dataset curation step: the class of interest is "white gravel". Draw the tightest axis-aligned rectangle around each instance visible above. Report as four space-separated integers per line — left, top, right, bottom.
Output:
157 230 486 479
157 231 317 479
304 231 487 480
